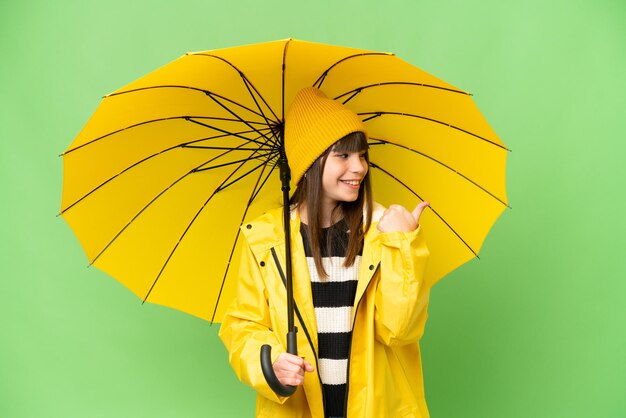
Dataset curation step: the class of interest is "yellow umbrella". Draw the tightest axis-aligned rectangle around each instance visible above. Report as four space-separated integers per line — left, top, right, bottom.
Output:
61 38 509 326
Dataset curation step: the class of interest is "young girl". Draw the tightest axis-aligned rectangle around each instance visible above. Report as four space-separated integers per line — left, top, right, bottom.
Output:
219 87 431 418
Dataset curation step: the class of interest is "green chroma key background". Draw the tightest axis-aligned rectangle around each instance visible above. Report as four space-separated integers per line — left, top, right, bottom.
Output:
1 0 624 416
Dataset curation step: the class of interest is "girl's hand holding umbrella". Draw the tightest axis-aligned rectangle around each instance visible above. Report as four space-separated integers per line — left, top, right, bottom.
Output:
377 202 430 233
273 353 315 386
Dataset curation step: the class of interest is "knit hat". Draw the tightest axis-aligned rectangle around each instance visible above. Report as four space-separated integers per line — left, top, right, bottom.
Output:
284 87 367 186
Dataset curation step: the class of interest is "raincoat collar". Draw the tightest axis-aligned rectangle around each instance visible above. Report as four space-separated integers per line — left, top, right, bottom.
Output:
242 203 386 334
242 203 385 251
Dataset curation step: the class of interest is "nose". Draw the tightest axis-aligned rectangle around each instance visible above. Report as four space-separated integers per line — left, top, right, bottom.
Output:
349 154 367 174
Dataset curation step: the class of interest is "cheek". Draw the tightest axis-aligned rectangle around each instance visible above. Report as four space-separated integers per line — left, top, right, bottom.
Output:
321 169 336 191
322 163 341 179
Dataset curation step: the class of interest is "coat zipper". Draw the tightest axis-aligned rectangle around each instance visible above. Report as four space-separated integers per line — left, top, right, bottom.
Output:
343 262 380 418
270 248 327 411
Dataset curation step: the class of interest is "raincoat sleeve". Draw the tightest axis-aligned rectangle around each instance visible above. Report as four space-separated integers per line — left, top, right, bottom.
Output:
374 225 430 346
218 243 288 404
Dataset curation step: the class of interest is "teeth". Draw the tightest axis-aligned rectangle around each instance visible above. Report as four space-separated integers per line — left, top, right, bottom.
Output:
342 180 360 186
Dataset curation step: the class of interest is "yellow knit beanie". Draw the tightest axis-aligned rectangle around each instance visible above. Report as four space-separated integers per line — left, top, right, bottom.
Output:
284 87 367 186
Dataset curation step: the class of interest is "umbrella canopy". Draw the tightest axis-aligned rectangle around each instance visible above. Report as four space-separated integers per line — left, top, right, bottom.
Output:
61 38 509 323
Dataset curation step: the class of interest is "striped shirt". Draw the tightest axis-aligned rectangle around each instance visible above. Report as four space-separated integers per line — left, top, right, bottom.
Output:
301 219 360 418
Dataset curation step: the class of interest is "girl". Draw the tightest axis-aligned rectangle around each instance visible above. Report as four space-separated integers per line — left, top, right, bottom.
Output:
219 87 431 418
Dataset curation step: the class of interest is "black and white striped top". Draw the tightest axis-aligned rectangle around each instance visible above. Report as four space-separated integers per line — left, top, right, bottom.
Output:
301 219 360 418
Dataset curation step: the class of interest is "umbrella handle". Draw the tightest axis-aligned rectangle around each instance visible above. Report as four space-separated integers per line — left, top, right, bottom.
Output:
260 146 299 397
260 329 298 397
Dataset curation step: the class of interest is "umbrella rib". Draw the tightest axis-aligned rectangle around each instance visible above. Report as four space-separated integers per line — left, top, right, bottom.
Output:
369 137 510 208
186 117 272 148
63 116 267 155
182 145 269 151
189 52 281 122
210 227 242 323
250 161 279 203
106 85 278 124
206 90 279 125
209 159 278 322
334 81 470 102
87 140 268 266
60 127 273 214
312 52 393 88
203 93 279 149
192 150 276 173
142 145 272 304
361 112 510 151
239 76 279 138
369 161 479 259
212 152 279 190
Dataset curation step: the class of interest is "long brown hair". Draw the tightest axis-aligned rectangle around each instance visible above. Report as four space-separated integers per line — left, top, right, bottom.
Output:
290 131 372 279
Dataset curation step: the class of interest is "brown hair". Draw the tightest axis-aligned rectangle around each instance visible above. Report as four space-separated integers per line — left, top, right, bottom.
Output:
290 131 372 279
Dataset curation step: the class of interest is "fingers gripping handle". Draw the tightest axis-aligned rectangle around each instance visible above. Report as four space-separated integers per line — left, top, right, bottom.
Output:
260 346 296 397
260 329 298 397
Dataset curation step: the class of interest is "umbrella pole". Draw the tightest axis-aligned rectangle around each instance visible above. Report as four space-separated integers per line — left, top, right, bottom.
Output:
260 147 298 397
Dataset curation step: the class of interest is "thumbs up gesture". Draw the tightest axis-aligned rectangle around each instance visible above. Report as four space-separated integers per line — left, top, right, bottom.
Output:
377 202 430 233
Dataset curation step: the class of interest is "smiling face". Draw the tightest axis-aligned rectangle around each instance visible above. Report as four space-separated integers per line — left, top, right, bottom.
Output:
290 131 371 228
320 148 369 212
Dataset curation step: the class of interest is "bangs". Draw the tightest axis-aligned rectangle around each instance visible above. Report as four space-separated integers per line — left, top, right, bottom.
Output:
332 131 369 153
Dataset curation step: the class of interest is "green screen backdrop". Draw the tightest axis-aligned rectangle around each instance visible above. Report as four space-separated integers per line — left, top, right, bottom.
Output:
1 0 625 417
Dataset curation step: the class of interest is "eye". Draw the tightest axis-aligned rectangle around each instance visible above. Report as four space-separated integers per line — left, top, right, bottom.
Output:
335 153 349 159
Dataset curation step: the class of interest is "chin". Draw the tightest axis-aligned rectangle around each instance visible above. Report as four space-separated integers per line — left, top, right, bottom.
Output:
342 194 359 202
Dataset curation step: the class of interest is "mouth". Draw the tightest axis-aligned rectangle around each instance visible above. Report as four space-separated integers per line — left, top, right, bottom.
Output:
340 179 361 187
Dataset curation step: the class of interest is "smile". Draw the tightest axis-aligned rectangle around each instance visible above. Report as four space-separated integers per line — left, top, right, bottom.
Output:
341 180 361 186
